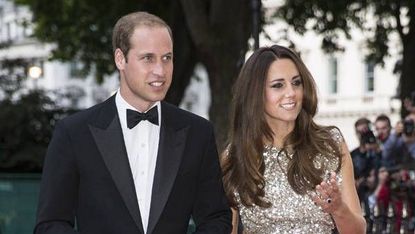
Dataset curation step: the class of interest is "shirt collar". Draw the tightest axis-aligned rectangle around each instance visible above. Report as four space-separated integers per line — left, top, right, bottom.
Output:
115 90 161 129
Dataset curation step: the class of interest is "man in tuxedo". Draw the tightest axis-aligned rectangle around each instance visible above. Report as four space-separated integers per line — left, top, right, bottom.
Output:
34 11 231 234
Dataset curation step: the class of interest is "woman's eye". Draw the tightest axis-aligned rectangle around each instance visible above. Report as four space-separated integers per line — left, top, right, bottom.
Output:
292 79 302 86
271 83 283 89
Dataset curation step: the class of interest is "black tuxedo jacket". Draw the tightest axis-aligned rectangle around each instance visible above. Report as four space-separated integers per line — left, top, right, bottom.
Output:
34 95 231 234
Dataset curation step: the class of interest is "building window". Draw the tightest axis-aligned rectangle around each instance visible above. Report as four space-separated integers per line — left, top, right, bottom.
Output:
365 61 375 92
328 57 338 94
22 19 32 37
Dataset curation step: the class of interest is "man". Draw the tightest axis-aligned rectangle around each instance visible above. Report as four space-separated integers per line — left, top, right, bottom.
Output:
374 114 400 168
375 113 415 169
351 117 381 180
396 113 415 169
351 117 382 211
34 12 231 234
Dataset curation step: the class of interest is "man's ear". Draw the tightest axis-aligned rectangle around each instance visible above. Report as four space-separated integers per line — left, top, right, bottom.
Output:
114 48 126 70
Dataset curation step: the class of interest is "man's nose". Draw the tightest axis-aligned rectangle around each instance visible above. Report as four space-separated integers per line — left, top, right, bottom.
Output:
152 62 164 76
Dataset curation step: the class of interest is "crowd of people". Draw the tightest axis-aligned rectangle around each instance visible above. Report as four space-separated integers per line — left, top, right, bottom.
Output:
352 111 415 233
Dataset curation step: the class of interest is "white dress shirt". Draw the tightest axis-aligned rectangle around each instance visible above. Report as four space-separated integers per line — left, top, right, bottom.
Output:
115 91 161 233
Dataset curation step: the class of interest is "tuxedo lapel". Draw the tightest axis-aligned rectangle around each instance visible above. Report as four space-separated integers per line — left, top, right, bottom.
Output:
147 103 189 234
88 96 144 233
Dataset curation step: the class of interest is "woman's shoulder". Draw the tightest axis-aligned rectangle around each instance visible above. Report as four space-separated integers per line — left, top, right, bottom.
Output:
327 126 344 145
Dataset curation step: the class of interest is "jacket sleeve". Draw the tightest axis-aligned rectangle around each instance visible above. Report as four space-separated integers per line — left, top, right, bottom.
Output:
192 124 232 234
34 121 79 234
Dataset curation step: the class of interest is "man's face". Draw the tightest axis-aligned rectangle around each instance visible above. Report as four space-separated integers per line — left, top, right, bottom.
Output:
355 123 369 140
115 26 173 111
375 120 391 141
356 123 368 134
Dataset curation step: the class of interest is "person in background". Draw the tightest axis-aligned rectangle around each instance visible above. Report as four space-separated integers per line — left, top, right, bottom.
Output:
402 91 415 114
358 168 378 210
368 166 390 212
374 114 401 168
351 117 382 180
221 45 365 233
387 113 415 170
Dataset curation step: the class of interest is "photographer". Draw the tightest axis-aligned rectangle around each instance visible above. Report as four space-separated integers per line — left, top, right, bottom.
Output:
394 114 415 169
351 118 382 180
403 91 415 114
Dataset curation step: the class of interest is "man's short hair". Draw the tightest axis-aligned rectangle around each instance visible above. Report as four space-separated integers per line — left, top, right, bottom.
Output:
375 114 391 127
354 117 371 129
112 11 172 57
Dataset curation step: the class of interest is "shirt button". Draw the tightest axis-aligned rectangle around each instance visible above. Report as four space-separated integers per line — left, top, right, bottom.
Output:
141 143 145 147
140 171 145 175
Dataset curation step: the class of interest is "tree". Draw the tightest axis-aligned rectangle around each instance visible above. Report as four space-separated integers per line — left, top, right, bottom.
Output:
0 59 78 172
274 0 415 117
179 0 253 147
13 0 254 149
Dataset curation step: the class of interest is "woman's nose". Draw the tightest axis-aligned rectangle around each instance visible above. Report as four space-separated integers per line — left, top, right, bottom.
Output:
284 85 295 97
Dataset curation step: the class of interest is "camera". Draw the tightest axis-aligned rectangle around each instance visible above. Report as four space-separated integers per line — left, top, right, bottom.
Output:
361 129 377 144
403 119 414 136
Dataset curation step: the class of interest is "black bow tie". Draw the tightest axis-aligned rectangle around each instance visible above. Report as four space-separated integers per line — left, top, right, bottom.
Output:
126 106 159 129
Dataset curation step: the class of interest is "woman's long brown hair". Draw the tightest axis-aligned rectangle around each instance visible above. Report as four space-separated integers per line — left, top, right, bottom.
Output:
221 45 342 208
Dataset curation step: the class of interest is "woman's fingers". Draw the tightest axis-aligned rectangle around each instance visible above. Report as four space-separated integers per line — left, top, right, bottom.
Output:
312 172 341 213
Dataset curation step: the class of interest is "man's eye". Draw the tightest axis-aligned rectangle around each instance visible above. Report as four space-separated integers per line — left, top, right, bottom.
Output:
142 56 152 61
163 55 172 61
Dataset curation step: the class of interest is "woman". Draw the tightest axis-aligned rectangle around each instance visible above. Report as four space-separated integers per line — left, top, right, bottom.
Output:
221 45 366 233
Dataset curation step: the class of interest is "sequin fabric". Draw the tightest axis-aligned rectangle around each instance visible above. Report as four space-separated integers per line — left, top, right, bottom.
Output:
238 128 344 234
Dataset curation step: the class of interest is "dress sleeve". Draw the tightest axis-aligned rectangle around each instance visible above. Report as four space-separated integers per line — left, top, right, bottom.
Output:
329 127 344 145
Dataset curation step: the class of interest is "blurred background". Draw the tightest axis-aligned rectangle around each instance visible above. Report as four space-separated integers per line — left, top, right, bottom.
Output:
0 0 414 233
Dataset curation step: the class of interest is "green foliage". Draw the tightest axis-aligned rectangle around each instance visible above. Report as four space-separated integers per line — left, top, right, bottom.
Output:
11 0 254 148
275 0 414 64
13 0 172 82
275 0 415 118
0 59 78 172
1 91 60 172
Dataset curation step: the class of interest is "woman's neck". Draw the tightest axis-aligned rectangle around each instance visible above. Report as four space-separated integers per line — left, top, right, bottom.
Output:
271 127 294 148
272 133 288 148
265 119 295 148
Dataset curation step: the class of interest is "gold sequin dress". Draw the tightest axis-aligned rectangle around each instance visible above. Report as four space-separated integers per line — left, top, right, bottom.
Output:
238 129 343 234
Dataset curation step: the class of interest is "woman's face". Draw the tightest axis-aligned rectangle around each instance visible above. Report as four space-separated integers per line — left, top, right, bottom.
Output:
264 58 304 131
